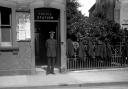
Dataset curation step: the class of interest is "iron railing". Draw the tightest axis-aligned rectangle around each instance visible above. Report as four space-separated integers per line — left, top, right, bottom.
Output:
67 43 128 71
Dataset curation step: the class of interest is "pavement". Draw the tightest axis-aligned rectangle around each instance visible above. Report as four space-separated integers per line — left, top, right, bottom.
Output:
0 67 128 89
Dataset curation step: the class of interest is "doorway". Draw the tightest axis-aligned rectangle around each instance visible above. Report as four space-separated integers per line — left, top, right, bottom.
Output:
35 22 57 66
34 8 60 67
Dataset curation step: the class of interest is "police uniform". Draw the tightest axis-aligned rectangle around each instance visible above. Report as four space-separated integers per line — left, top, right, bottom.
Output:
46 31 57 74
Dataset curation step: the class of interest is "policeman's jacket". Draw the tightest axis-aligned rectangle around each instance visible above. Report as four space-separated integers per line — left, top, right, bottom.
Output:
46 38 57 57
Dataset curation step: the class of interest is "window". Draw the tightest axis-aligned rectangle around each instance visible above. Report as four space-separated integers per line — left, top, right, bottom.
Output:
0 6 12 47
16 12 31 41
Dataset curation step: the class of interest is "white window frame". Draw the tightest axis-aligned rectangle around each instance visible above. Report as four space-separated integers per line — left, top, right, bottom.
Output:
16 12 31 41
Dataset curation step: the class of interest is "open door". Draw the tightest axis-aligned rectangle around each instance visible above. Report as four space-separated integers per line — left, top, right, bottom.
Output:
34 8 60 67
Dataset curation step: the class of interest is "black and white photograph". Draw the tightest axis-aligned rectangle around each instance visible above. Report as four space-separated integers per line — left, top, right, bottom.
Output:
0 0 128 89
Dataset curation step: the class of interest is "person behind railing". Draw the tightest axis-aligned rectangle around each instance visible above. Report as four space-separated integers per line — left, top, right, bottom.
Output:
121 42 128 65
87 38 95 66
66 37 74 58
72 41 79 58
94 37 106 64
78 37 86 61
104 38 112 66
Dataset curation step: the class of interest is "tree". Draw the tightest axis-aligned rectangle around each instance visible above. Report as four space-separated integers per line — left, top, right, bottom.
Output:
88 13 123 44
77 10 123 45
66 0 124 45
67 0 87 36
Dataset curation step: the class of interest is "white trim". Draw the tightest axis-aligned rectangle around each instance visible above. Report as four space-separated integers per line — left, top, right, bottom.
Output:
0 42 12 47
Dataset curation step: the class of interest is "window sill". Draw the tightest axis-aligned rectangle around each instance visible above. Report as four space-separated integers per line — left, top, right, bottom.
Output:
17 40 31 42
0 47 19 52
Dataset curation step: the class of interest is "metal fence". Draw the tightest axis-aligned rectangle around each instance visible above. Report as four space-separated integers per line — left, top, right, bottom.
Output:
67 43 128 71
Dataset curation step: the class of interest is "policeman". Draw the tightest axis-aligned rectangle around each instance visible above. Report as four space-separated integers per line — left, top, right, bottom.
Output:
46 31 57 74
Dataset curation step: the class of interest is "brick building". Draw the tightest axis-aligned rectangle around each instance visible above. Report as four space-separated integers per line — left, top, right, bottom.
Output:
0 0 66 75
89 0 120 23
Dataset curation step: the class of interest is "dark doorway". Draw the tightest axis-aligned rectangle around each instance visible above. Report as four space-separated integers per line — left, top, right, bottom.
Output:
34 8 60 67
35 22 58 66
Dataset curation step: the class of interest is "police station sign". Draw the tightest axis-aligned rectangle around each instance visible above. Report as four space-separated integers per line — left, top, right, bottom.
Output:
34 8 60 21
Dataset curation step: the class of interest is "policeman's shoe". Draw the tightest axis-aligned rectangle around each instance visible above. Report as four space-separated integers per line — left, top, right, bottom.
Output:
51 72 55 74
46 72 51 75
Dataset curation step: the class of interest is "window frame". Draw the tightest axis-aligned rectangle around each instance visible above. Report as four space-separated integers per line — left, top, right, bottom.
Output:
0 7 12 47
16 11 31 42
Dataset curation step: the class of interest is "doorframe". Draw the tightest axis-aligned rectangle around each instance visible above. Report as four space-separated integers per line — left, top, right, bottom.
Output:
34 8 61 68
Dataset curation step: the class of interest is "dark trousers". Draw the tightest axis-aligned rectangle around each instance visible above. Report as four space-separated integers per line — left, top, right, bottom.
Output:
47 57 55 74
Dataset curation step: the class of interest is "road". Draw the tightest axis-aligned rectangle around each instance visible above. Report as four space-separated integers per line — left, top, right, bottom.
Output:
2 83 128 89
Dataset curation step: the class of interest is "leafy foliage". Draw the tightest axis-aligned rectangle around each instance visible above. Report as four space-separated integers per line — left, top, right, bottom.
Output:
66 0 125 44
67 0 85 34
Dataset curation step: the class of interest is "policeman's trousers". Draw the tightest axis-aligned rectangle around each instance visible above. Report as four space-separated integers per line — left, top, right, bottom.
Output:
47 57 55 74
